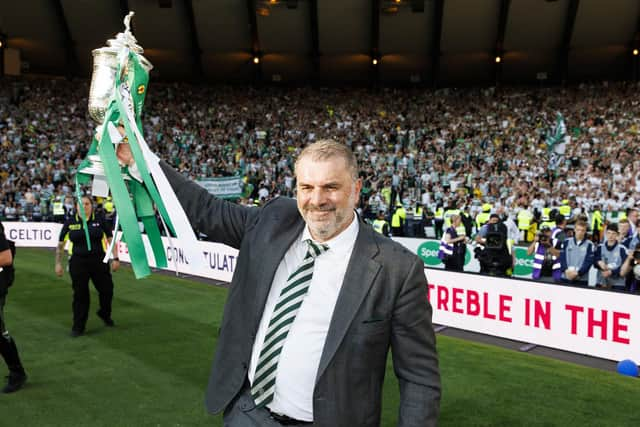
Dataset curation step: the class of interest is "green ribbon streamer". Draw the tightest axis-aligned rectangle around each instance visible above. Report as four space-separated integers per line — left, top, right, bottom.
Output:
75 49 180 279
130 179 167 268
75 134 100 251
97 108 152 279
114 53 176 236
74 177 91 251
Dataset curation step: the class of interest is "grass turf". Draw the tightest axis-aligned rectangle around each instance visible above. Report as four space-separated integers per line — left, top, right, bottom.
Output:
1 248 638 426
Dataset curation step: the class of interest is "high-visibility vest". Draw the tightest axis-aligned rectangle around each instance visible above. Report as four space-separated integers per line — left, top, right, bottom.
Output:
540 220 556 230
476 212 490 229
591 210 603 231
517 210 533 231
53 202 65 216
434 208 444 220
413 207 423 220
380 187 392 206
540 208 556 229
443 209 460 228
372 219 389 235
104 200 114 213
559 205 571 219
391 207 406 227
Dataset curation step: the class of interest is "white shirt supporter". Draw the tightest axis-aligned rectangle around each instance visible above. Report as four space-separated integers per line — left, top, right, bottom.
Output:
248 215 359 421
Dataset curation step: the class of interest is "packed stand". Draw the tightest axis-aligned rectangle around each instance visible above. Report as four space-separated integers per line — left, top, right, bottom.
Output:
1 77 640 291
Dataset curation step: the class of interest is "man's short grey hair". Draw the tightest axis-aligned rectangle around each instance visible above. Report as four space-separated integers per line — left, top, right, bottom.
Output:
295 139 359 180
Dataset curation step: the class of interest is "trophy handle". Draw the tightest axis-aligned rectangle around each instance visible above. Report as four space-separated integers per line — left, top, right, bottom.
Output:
124 11 134 34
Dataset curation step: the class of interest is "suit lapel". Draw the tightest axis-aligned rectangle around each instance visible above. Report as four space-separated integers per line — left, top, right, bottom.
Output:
315 223 381 383
253 212 305 330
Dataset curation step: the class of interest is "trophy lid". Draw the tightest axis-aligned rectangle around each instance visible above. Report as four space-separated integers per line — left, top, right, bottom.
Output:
98 12 145 55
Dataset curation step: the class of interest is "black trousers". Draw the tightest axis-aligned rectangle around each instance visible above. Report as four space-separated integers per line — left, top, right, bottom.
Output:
69 255 113 332
0 285 7 335
0 284 24 374
434 219 444 239
444 255 464 272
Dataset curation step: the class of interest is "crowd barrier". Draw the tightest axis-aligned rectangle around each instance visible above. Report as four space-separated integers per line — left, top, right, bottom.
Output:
5 222 637 362
427 269 638 362
3 221 239 283
393 236 599 285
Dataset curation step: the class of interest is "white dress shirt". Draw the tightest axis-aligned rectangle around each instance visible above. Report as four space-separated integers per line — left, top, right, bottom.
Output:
248 215 359 421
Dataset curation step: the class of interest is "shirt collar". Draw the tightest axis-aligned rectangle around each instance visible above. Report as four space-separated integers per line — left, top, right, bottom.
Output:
301 210 359 253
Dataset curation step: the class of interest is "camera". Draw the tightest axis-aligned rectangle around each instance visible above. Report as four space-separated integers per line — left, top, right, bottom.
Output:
485 232 505 249
475 230 511 276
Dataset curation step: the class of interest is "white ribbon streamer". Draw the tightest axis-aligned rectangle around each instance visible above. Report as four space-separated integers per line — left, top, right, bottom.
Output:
116 87 205 276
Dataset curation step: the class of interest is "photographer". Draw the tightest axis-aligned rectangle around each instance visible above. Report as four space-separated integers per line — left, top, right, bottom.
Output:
593 223 628 291
559 220 594 287
527 225 562 283
474 214 512 277
438 214 467 272
619 242 640 293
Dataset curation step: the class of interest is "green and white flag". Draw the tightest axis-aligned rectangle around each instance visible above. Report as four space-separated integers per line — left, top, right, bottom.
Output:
197 176 244 199
546 112 568 153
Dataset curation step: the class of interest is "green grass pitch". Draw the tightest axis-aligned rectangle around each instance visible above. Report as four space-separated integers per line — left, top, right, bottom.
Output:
1 249 638 426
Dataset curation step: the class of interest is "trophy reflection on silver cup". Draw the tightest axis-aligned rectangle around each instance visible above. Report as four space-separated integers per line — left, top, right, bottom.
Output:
88 12 153 124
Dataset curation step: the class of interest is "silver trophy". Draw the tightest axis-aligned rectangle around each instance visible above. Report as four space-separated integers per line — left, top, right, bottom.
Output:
83 12 151 195
88 11 153 124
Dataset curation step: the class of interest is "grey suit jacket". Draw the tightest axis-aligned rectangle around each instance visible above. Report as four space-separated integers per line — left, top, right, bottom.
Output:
162 162 441 427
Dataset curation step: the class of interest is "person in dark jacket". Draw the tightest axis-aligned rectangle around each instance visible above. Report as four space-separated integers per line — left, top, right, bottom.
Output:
0 221 27 393
55 196 120 337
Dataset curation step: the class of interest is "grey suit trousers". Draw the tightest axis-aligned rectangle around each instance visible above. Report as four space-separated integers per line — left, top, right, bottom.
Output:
223 385 313 427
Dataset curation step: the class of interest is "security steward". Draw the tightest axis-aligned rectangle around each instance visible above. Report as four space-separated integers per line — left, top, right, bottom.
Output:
391 202 406 237
52 196 66 223
55 196 119 337
0 221 27 393
372 210 391 237
476 203 492 230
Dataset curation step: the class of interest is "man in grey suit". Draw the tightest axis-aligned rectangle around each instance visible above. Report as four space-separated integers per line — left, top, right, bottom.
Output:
118 139 440 426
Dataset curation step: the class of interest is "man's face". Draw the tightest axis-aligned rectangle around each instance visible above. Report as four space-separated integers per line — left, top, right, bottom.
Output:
629 210 638 226
296 156 362 242
605 229 619 244
574 225 586 241
619 222 629 237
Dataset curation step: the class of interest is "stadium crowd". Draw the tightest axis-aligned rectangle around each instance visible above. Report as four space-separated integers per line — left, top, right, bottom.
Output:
1 77 640 290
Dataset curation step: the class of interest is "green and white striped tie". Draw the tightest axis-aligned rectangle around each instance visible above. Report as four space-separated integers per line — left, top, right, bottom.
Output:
251 239 329 408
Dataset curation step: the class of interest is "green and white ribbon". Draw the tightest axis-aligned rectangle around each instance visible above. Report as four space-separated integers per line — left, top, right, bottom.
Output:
77 48 203 279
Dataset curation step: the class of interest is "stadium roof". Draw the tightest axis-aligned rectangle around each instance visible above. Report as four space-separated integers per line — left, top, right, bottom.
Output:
1 0 639 85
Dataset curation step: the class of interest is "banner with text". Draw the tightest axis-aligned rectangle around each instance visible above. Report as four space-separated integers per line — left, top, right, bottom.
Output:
427 268 639 362
196 176 243 199
3 222 63 247
116 235 239 283
2 222 238 283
